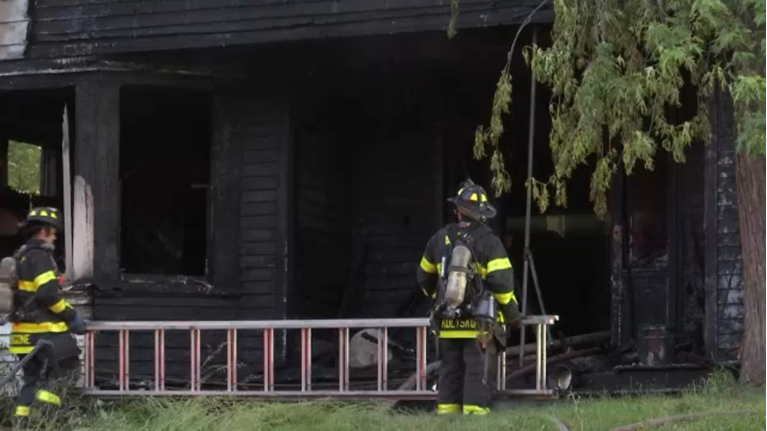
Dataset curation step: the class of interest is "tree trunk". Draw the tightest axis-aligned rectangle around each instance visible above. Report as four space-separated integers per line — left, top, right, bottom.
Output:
735 152 765 385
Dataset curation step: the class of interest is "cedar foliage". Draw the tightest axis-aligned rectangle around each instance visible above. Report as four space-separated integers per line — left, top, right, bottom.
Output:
469 0 765 217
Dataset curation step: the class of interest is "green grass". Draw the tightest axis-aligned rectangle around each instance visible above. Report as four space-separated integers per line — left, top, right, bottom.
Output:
3 370 764 431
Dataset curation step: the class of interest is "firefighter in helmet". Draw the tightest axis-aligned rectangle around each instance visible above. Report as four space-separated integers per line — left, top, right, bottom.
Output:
417 180 522 415
10 207 85 423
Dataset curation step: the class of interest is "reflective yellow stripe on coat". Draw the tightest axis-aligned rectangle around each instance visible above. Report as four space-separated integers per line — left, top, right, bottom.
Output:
439 330 481 338
12 321 69 333
18 281 36 292
494 291 517 305
49 299 72 314
17 270 58 292
420 257 437 274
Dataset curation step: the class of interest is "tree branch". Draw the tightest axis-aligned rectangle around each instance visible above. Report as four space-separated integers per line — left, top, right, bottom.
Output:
504 0 551 72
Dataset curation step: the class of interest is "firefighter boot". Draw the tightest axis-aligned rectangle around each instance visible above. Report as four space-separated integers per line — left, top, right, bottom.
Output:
436 338 464 414
462 340 495 415
12 405 32 431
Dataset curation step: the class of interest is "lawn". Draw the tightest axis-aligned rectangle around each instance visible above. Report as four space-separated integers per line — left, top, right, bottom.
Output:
3 371 765 431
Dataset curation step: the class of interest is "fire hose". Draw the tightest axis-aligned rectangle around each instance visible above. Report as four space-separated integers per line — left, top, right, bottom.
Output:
0 312 60 387
0 339 56 387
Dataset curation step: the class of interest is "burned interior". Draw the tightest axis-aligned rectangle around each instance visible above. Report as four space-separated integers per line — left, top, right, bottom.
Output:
119 86 211 277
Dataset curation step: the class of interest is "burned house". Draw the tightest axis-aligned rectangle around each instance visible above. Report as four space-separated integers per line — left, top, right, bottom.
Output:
0 0 744 392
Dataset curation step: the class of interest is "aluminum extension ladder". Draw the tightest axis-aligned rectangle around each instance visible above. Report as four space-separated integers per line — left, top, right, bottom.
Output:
81 316 558 399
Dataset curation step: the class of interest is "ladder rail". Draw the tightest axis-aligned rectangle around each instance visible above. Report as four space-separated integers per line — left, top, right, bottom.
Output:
82 316 559 398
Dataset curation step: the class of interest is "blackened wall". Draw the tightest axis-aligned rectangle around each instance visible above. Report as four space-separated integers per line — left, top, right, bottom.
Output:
238 98 287 320
349 132 442 317
93 290 241 386
292 121 443 319
232 95 292 370
294 122 350 318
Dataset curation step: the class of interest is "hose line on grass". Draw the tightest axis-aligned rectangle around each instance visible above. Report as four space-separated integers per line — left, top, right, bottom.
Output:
611 409 757 431
547 415 570 431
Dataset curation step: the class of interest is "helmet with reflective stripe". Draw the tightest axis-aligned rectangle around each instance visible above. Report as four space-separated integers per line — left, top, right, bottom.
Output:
24 207 63 231
447 181 497 222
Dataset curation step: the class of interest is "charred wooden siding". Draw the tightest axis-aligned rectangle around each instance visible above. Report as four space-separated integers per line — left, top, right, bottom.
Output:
351 133 442 317
93 291 240 386
294 125 350 318
26 0 551 58
293 128 442 319
712 94 744 362
705 90 744 362
239 98 284 319
238 96 292 367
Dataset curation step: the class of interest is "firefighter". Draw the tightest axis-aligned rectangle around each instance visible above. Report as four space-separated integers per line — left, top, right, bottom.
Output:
417 181 522 415
9 207 85 423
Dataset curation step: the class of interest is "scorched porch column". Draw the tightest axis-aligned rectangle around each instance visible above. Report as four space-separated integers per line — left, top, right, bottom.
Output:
73 77 120 281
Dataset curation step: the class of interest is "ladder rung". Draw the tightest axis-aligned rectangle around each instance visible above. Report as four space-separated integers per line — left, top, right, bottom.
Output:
80 317 557 398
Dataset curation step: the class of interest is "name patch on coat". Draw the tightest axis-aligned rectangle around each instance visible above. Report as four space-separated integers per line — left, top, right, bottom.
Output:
440 319 479 330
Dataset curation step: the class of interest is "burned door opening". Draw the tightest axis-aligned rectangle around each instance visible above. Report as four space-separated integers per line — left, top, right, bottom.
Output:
500 125 612 339
623 161 673 346
119 86 211 277
0 88 73 265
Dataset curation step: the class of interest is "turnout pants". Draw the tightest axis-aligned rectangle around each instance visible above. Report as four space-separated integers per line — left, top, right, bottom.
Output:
437 338 496 415
14 353 80 419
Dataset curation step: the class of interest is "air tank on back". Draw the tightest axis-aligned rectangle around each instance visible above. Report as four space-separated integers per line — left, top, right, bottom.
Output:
443 244 472 317
0 257 17 314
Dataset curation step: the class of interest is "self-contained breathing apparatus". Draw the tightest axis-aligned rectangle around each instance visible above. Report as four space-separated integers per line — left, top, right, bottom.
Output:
0 244 54 322
428 228 505 384
0 246 39 322
0 255 18 319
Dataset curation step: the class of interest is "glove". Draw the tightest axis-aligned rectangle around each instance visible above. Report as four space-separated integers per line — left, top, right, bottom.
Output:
507 315 524 331
68 314 86 335
501 302 523 327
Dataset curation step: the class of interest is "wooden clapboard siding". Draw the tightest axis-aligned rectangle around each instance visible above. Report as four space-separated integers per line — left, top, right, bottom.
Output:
238 98 289 320
294 123 350 318
350 132 441 317
24 0 553 58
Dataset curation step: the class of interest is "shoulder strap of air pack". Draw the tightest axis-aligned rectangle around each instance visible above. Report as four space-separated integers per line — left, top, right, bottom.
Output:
13 244 46 263
441 223 489 275
6 244 47 284
455 223 492 251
